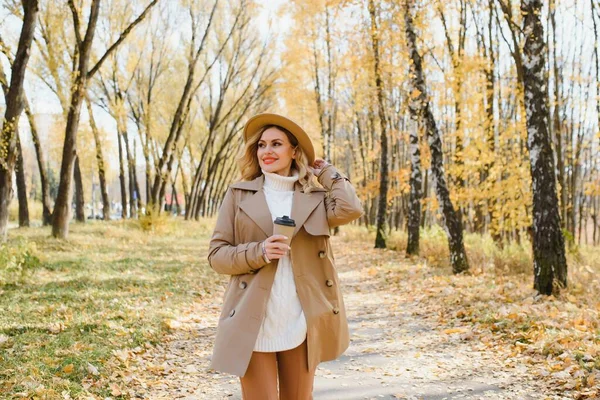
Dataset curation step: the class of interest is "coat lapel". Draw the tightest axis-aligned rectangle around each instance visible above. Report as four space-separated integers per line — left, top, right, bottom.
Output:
237 176 273 238
290 182 326 238
235 175 326 239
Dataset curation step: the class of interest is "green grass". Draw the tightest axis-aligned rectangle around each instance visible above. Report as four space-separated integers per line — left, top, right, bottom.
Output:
0 217 220 399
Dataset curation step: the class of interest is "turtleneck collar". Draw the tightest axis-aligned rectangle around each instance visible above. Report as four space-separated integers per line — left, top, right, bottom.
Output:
262 168 299 192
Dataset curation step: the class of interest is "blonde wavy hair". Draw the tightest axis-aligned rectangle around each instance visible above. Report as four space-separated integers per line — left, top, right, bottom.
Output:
236 124 320 193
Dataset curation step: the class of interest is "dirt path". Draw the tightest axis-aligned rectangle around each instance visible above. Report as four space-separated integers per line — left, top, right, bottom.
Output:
127 238 569 399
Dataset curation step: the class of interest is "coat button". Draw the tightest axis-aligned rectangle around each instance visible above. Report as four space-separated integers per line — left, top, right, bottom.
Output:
239 281 247 289
229 309 235 317
325 279 334 287
319 251 326 259
332 307 340 314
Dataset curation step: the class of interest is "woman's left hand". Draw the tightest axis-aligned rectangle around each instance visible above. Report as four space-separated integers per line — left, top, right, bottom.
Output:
308 158 330 176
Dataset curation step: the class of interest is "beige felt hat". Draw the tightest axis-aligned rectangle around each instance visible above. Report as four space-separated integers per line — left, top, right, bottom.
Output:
243 113 316 165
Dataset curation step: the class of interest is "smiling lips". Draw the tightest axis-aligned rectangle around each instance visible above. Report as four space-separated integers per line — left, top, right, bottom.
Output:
263 158 277 164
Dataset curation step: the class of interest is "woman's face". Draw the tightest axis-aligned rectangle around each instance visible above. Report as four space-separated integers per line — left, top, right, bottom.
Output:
257 127 296 176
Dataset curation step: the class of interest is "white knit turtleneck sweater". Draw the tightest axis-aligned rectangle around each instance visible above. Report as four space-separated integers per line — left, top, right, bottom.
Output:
253 168 307 352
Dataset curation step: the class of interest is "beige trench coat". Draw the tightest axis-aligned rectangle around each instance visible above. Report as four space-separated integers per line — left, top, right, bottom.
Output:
207 165 363 377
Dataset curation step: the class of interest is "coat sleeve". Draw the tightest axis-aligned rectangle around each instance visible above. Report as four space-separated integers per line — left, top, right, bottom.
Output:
207 188 269 276
317 165 364 229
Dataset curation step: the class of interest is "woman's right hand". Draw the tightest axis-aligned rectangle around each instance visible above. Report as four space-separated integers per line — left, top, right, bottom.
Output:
263 235 290 260
308 158 330 176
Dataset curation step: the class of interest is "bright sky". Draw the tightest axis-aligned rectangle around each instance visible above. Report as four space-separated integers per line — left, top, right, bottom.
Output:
255 0 291 55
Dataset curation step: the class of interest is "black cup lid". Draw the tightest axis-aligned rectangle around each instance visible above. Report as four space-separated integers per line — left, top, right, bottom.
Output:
274 215 296 227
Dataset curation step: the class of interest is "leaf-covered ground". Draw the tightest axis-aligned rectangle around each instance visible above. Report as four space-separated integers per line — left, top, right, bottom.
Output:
124 233 599 399
2 221 598 399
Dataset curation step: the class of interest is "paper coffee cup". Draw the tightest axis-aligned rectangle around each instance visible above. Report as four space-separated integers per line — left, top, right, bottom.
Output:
273 215 295 247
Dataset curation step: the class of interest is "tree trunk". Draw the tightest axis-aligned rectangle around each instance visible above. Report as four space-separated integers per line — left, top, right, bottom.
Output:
74 156 85 222
0 56 50 227
120 119 137 219
132 137 142 212
143 132 152 210
437 1 466 191
86 98 110 220
211 147 237 217
521 0 568 295
180 144 191 210
404 0 469 273
421 167 429 228
313 40 327 160
355 113 370 227
592 198 598 245
550 0 566 230
197 155 222 217
117 129 128 219
593 0 600 166
369 0 390 249
0 0 39 239
406 118 422 256
158 142 180 209
591 0 600 247
187 160 204 220
24 103 52 225
52 0 101 238
16 135 30 227
171 183 179 215
472 0 496 235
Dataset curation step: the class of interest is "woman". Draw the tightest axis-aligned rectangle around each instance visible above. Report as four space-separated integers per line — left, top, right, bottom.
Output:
207 113 363 399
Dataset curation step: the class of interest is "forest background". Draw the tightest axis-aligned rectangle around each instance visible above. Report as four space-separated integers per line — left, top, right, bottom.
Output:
1 0 599 398
2 0 599 249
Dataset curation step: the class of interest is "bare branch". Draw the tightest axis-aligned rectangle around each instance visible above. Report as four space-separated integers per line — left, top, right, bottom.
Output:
67 0 82 47
88 0 159 79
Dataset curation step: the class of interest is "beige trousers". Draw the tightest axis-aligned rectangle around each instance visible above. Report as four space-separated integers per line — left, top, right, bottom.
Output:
239 339 315 400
